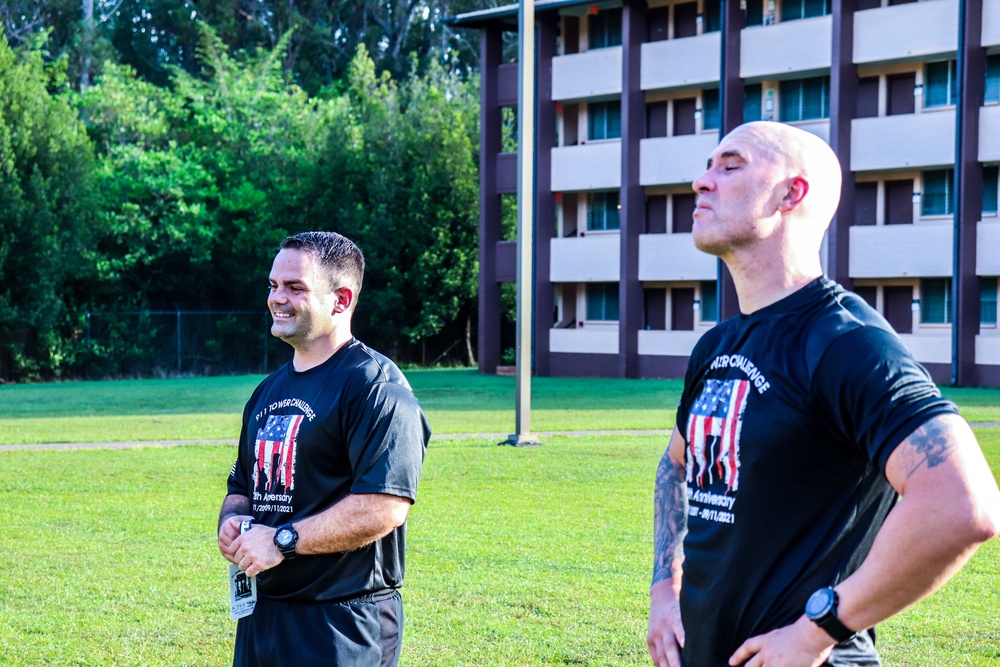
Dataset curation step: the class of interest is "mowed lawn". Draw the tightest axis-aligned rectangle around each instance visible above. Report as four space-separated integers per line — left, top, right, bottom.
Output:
0 371 998 666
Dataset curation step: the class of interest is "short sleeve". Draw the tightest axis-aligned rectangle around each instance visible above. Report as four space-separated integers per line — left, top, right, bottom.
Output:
344 381 430 502
810 326 959 472
227 389 262 497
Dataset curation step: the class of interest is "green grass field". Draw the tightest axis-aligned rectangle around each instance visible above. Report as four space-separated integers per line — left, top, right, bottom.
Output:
0 371 998 666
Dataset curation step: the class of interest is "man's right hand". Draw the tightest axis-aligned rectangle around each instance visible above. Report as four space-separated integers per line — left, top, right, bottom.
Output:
218 514 254 564
648 578 685 667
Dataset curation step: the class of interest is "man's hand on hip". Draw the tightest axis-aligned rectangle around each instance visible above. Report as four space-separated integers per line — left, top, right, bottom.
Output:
728 615 835 667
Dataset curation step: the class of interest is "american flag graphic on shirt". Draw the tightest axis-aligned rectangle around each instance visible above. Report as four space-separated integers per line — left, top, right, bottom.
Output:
254 414 303 494
686 378 750 493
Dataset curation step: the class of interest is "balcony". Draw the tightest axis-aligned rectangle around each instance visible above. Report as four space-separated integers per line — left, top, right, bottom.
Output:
740 16 832 80
850 111 955 172
551 142 621 191
641 33 720 92
986 0 1000 49
854 0 958 65
976 335 1000 366
550 325 619 354
638 330 705 357
899 333 951 365
640 133 719 187
980 105 1000 163
552 48 622 102
978 221 1000 275
550 235 620 282
849 224 952 278
638 234 716 282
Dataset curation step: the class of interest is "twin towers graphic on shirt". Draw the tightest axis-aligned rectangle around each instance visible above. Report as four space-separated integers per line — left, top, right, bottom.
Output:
685 376 752 525
252 414 303 513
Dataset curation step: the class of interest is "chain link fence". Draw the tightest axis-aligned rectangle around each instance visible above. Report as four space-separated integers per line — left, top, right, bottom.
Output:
82 310 293 378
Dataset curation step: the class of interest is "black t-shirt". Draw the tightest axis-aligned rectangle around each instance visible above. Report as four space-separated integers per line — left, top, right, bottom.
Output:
227 338 430 602
675 278 958 667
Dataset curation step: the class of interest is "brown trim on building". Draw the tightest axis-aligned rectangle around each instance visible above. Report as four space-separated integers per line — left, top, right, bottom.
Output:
953 0 984 386
620 0 647 377
827 0 856 288
550 353 622 377
535 17 558 376
478 27 504 375
638 355 690 380
717 0 745 320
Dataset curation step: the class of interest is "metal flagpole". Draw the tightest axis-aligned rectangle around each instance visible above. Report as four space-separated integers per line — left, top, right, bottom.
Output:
504 0 542 446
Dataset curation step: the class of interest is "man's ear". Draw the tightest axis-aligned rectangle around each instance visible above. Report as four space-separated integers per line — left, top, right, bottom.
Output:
778 176 809 213
332 286 355 315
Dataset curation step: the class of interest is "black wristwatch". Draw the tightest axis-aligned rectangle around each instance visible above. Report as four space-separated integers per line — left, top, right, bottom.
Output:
273 523 298 560
805 587 856 644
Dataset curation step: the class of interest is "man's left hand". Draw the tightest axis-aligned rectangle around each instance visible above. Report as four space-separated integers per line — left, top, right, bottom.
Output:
233 525 284 578
729 616 834 667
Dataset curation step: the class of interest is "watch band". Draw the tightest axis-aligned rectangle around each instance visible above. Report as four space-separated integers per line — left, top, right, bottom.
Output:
806 587 856 644
815 610 856 644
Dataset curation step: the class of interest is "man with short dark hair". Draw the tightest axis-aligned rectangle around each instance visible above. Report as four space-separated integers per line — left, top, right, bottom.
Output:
218 231 430 667
646 122 1000 667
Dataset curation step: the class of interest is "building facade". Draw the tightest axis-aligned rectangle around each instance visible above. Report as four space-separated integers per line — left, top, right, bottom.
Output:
453 0 1000 386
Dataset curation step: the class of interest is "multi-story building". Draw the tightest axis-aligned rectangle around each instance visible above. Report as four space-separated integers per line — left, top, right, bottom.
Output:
452 0 1000 386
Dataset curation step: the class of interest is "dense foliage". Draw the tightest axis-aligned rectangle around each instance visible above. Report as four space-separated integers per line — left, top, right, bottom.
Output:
0 5 483 381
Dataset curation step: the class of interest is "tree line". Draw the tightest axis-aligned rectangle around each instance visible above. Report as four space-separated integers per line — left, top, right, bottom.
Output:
0 3 486 381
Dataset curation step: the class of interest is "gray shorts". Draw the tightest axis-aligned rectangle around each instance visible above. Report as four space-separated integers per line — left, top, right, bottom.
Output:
233 589 403 667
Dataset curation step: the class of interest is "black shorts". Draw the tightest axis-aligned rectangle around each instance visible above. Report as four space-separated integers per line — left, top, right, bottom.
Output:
233 589 403 667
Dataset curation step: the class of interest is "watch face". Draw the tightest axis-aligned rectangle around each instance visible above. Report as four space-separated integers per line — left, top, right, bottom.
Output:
276 529 293 547
806 588 835 618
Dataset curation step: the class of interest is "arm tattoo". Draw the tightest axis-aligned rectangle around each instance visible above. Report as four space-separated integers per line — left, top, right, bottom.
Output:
899 416 956 480
652 450 688 587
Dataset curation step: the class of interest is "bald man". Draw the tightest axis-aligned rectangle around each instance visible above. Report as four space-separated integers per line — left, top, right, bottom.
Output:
647 122 1000 667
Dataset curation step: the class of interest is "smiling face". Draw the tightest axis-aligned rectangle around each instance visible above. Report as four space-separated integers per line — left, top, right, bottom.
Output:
266 248 340 350
689 125 788 257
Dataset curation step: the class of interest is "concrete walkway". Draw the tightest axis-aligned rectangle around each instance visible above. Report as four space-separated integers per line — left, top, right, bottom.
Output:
0 429 683 452
4 423 1000 452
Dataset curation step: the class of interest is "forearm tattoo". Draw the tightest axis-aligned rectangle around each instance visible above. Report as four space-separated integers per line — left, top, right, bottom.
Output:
652 451 688 587
899 416 956 480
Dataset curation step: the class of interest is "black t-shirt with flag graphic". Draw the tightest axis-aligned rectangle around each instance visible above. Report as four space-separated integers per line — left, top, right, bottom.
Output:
674 278 957 667
228 337 430 603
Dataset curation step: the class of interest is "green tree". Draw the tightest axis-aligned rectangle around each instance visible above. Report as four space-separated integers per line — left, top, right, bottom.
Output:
0 32 98 380
317 46 479 363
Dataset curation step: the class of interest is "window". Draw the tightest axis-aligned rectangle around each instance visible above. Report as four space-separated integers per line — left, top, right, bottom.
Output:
922 170 954 217
854 182 877 226
673 194 695 233
925 60 957 108
703 89 720 131
589 101 621 140
987 54 1000 104
982 278 998 326
984 166 999 215
586 283 620 321
700 281 718 322
884 285 913 333
885 179 914 225
779 76 830 122
674 98 697 136
744 84 763 122
856 76 879 118
644 288 666 330
920 278 951 324
674 2 699 38
781 0 830 21
588 8 622 49
703 0 721 32
588 192 621 231
672 288 695 331
745 0 764 25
